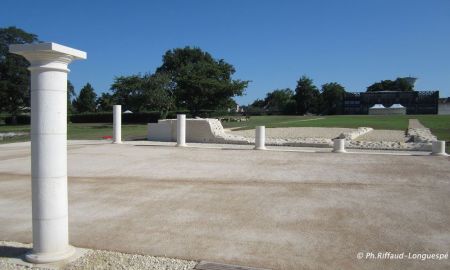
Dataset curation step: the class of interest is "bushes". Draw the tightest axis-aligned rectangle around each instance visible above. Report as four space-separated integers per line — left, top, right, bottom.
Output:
4 115 31 125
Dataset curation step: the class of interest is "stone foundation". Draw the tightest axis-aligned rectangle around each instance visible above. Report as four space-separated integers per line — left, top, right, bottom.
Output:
148 118 433 151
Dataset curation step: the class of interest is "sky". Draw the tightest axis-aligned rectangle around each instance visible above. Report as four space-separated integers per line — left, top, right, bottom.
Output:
2 0 450 105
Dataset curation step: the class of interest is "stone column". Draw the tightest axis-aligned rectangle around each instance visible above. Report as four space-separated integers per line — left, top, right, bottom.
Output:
254 126 266 150
113 105 122 144
431 141 448 156
332 138 346 153
9 43 86 263
176 114 187 147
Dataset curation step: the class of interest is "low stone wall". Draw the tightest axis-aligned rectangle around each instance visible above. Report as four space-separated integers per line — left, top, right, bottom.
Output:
407 128 437 143
0 132 28 140
339 127 373 140
147 118 433 151
347 140 431 151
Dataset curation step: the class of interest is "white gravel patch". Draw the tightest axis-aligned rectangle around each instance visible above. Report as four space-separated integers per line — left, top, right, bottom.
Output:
229 127 355 139
0 241 197 270
355 130 408 142
66 250 197 270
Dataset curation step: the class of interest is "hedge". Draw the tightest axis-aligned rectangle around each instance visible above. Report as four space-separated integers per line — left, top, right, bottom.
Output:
5 115 31 125
2 110 239 125
70 112 161 123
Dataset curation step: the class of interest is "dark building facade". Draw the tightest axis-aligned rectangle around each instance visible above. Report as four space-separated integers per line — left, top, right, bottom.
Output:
343 91 439 114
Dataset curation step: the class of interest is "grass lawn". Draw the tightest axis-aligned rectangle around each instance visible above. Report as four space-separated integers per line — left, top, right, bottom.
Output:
0 123 148 144
222 115 414 130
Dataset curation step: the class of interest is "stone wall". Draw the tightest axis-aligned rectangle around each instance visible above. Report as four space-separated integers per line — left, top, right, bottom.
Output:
148 118 434 151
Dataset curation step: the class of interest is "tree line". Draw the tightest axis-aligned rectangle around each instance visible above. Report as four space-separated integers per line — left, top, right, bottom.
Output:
247 76 416 115
1 26 417 121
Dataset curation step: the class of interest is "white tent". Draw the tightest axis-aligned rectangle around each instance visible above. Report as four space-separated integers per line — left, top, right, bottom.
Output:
389 103 405 108
370 104 385 109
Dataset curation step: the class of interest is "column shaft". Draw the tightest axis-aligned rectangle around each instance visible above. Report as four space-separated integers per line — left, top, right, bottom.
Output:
113 105 122 143
254 126 266 150
176 114 186 147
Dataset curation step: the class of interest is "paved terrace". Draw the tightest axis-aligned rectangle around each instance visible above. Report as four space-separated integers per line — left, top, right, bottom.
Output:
0 141 449 269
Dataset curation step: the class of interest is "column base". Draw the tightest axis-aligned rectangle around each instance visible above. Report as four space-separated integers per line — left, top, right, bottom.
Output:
332 150 347 153
430 152 448 156
112 141 122 144
254 146 267 150
25 245 76 264
176 143 187 147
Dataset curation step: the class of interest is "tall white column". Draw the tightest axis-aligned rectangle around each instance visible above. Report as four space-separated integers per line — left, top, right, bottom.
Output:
431 140 448 156
332 138 346 153
9 43 86 263
113 105 122 144
176 114 187 147
254 126 266 150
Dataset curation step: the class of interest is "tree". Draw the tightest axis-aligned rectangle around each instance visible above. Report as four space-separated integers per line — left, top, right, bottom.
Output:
74 83 97 113
294 75 320 114
67 81 76 113
367 77 414 92
0 26 39 121
96 92 114 112
156 47 249 114
320 82 346 115
264 88 296 114
250 99 266 108
110 75 143 112
140 72 175 113
110 72 175 113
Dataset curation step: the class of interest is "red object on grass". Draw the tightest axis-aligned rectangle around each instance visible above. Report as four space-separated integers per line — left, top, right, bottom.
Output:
102 135 113 140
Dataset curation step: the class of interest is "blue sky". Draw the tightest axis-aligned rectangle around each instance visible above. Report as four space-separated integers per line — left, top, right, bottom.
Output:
2 0 449 104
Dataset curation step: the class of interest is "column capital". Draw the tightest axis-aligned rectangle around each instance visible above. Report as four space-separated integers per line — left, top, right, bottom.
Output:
9 42 87 72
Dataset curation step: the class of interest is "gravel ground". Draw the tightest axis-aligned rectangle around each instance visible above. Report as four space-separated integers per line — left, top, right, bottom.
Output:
229 127 355 139
355 129 408 142
0 241 197 270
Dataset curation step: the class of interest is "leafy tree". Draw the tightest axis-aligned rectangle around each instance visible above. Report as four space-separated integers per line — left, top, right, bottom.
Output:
110 75 143 112
110 72 175 113
0 26 39 122
250 99 266 108
320 82 346 115
294 75 320 114
367 77 414 92
96 92 114 112
264 88 296 114
156 47 249 114
140 72 175 113
67 81 76 113
74 83 97 113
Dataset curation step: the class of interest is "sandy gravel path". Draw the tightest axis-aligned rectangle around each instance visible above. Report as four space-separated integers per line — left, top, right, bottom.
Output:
355 130 407 142
408 119 426 129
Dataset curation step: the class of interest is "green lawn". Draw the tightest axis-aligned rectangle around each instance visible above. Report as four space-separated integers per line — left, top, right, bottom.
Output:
222 115 414 130
0 123 148 144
